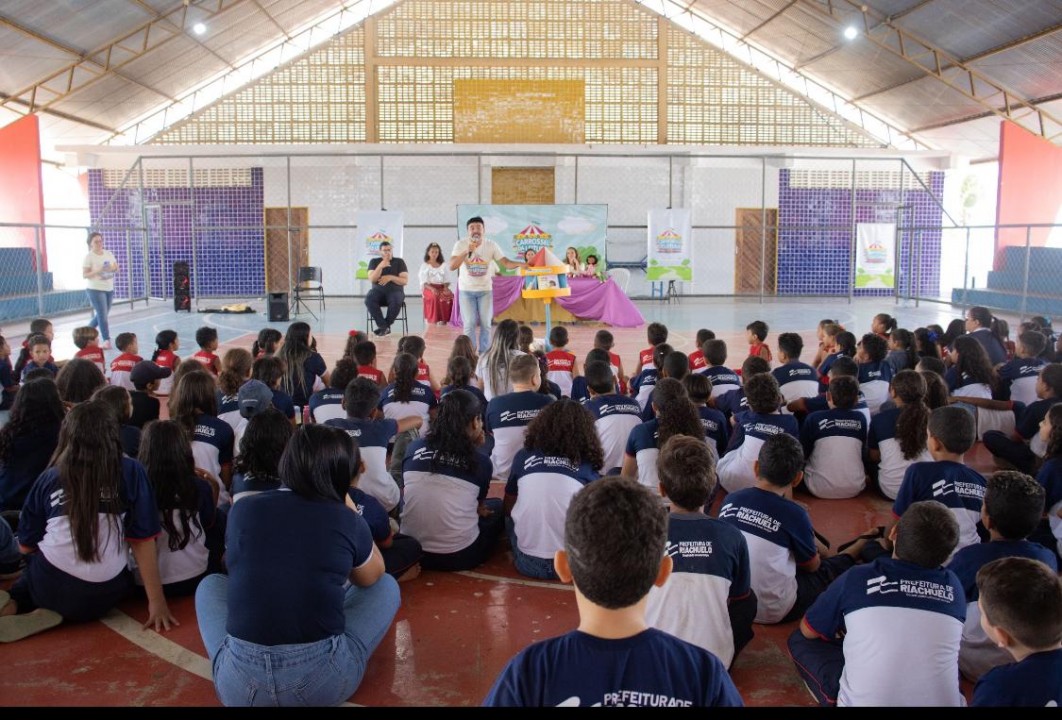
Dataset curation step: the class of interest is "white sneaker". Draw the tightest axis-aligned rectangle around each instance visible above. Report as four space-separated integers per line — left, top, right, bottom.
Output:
101 340 112 350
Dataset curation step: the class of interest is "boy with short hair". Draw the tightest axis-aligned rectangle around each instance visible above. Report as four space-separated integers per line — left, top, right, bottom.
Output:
192 326 222 376
716 373 798 493
352 340 387 387
308 358 357 424
630 343 671 413
870 406 986 563
108 332 141 390
971 556 1062 707
632 321 668 377
687 328 715 373
14 319 54 378
719 434 864 626
640 350 690 420
682 372 729 460
787 356 870 426
789 500 966 707
570 347 612 404
745 320 772 364
20 334 58 381
713 355 769 420
947 471 1057 681
997 331 1048 406
800 376 869 499
584 360 643 474
646 436 755 669
325 377 422 513
771 332 819 405
855 332 894 416
486 354 553 481
593 329 627 395
72 326 105 374
545 326 581 398
483 476 744 707
128 360 171 429
983 363 1062 474
697 339 742 399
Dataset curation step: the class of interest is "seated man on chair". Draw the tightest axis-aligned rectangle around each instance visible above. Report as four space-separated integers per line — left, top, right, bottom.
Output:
365 241 408 336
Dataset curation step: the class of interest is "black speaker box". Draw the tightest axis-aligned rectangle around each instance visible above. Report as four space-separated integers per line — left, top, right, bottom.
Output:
268 291 289 322
173 261 191 312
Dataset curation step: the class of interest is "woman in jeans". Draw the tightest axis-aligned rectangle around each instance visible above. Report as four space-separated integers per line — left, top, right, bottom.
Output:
82 231 118 349
194 425 399 706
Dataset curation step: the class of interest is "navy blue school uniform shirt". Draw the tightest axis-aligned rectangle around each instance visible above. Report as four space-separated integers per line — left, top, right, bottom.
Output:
129 390 160 430
696 405 729 458
1039 457 1062 510
224 488 374 646
630 368 659 411
967 328 1008 367
972 649 1062 707
0 357 15 409
569 376 590 404
270 388 297 420
20 361 58 381
348 487 391 545
995 357 1045 404
325 416 401 512
0 419 62 511
894 460 986 556
885 348 913 376
441 383 489 425
771 361 819 402
803 557 966 707
483 628 743 707
230 471 281 498
308 387 345 423
857 360 893 413
286 352 328 407
714 387 746 420
801 391 870 422
1019 396 1061 442
816 351 848 386
701 365 742 396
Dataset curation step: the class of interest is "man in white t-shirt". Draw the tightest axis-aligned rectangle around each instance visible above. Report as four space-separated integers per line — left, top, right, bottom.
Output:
449 216 527 353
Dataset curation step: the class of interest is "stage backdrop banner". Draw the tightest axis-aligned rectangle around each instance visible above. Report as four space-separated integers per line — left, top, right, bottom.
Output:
354 211 405 280
455 204 607 275
647 208 692 282
855 222 896 289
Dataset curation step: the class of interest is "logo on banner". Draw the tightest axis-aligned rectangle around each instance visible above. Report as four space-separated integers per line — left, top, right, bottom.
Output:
366 231 392 257
655 228 683 254
513 223 553 255
862 240 887 266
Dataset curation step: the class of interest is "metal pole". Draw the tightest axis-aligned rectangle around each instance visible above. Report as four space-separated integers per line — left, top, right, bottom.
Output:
961 227 971 309
1019 225 1032 321
759 156 767 304
477 155 483 204
848 158 856 304
895 159 904 305
287 156 294 314
34 226 44 316
379 155 385 210
125 228 133 308
137 159 153 300
574 156 579 204
915 230 922 308
189 157 199 311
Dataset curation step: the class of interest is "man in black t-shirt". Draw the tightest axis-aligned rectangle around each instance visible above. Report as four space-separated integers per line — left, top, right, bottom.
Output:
365 241 409 336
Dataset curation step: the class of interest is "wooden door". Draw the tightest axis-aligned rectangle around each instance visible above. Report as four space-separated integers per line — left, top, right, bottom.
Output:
492 168 555 204
735 208 778 295
265 207 308 292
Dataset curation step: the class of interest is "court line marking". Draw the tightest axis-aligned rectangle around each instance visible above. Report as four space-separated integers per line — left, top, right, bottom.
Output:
456 571 572 591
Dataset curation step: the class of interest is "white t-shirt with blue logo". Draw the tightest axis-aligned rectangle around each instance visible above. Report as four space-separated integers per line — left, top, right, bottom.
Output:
308 388 346 424
771 362 821 406
996 357 1046 406
868 407 933 500
586 393 643 473
800 408 868 499
505 449 598 560
379 381 437 439
698 365 742 399
486 390 554 481
716 412 799 494
325 416 401 511
857 361 893 416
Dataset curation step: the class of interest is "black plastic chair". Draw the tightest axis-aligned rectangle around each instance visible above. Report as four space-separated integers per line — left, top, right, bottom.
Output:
297 266 325 312
364 299 409 336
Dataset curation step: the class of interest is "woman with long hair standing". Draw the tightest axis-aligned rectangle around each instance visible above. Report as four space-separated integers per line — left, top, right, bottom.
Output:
476 318 523 401
0 401 176 641
419 242 454 325
400 389 503 571
503 400 603 580
277 321 329 409
194 425 399 706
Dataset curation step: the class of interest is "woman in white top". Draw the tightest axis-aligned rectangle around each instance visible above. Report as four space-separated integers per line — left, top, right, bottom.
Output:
82 231 119 349
564 247 583 277
476 319 524 401
419 243 453 326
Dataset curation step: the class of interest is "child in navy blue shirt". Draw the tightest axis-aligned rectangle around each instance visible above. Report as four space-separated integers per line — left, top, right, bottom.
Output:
639 349 689 421
19 334 58 381
718 434 865 626
771 333 819 405
1036 404 1062 560
971 557 1062 707
996 330 1047 405
307 358 356 424
984 363 1062 475
645 435 754 669
948 471 1057 682
789 500 966 707
584 359 642 474
716 373 798 494
630 343 670 413
483 476 743 707
855 332 893 416
800 375 868 499
713 355 770 421
681 372 728 460
0 335 16 410
698 339 742 399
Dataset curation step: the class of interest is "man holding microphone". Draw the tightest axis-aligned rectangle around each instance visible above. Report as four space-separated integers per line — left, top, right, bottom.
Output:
365 240 408 336
449 216 527 353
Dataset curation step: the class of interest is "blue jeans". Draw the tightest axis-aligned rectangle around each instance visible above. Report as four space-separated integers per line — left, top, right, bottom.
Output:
195 572 401 707
505 516 559 581
459 289 493 353
86 288 114 341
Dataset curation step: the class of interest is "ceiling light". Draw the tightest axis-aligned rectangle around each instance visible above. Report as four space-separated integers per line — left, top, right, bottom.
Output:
193 22 206 35
843 26 858 40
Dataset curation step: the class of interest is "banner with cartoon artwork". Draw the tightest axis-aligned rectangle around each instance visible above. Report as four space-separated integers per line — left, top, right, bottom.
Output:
455 205 607 276
647 208 692 282
354 211 404 280
855 223 895 289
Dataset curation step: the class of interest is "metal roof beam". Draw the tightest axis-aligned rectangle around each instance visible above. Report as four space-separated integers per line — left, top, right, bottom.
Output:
796 0 1062 142
0 93 120 134
0 0 248 114
126 0 239 71
740 0 799 41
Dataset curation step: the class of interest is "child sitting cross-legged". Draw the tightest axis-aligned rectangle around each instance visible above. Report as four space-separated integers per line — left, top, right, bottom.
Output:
800 375 869 499
716 373 798 494
483 476 744 707
971 556 1062 707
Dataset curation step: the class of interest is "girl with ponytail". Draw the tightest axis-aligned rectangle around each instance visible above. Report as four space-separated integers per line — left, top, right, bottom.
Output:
868 370 932 499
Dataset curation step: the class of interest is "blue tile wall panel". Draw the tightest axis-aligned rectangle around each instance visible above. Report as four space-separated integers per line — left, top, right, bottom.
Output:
777 169 943 297
88 168 265 299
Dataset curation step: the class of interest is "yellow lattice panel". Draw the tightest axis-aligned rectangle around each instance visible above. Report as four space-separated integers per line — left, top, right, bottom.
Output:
454 79 584 143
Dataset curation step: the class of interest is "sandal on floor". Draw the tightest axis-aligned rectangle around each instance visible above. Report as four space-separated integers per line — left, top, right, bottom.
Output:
836 526 885 554
0 609 63 642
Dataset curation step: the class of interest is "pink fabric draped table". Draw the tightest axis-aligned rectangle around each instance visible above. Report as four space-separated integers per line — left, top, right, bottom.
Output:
449 276 645 328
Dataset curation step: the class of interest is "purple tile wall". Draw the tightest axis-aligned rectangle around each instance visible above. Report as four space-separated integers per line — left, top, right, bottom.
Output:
88 168 265 299
777 169 943 297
